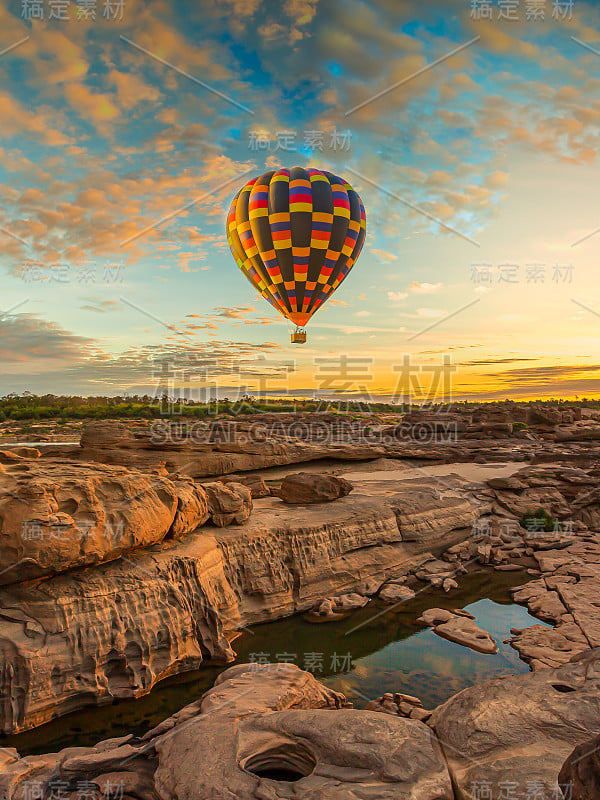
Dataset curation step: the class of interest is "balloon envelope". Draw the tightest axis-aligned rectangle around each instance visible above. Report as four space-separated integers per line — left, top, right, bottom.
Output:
226 166 366 327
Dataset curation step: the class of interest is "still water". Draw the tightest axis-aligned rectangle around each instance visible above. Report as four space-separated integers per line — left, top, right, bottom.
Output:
2 567 544 756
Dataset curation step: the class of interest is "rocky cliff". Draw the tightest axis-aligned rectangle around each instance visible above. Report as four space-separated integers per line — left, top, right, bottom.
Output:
0 475 480 734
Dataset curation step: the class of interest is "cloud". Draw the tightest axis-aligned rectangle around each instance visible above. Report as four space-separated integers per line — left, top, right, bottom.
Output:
407 281 443 294
463 357 540 366
0 311 285 394
0 314 97 366
80 300 120 313
372 249 398 262
387 291 408 302
489 364 600 384
213 305 257 319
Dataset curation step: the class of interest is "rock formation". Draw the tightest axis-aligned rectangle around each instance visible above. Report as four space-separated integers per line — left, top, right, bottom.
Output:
559 734 600 800
202 481 253 526
430 649 600 798
0 458 210 585
276 472 354 503
3 652 600 799
418 607 498 654
0 474 481 734
0 663 454 800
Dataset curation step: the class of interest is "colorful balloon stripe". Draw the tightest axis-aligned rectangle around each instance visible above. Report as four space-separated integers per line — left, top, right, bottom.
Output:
226 166 366 328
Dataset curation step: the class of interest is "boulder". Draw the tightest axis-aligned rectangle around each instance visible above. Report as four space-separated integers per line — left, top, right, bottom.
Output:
0 446 40 459
556 422 600 442
277 472 354 504
379 583 416 603
419 608 497 654
430 649 600 798
203 481 252 526
218 473 270 498
559 734 600 800
0 459 210 584
527 406 563 428
312 593 369 617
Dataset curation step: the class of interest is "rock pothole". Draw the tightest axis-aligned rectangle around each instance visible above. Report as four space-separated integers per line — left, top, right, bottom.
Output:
240 741 316 783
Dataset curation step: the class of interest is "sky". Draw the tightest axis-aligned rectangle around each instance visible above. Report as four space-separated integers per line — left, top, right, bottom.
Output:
1 0 600 403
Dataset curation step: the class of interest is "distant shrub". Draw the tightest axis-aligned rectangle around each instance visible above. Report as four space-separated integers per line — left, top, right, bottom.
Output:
520 507 556 533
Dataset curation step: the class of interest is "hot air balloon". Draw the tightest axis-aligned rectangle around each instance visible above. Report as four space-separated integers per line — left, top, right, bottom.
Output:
226 166 366 343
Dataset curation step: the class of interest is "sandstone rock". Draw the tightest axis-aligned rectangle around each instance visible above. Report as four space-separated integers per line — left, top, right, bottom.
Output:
379 583 416 603
203 481 252 526
399 411 467 440
315 598 335 617
419 608 455 626
556 422 600 442
218 473 270 498
430 648 600 798
353 690 432 724
359 576 383 596
168 479 210 540
277 472 354 504
312 592 369 618
0 664 454 799
0 460 210 584
487 475 527 490
527 406 563 428
410 707 432 722
419 607 497 654
0 446 40 459
510 622 589 669
512 581 568 623
559 734 600 800
434 614 498 654
332 592 369 611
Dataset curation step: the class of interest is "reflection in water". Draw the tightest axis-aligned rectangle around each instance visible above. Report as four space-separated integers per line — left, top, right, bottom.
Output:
3 568 545 756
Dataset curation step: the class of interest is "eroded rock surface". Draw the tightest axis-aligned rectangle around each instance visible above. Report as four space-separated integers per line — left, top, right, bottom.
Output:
0 535 238 734
277 472 354 504
418 608 498 654
0 475 481 734
430 649 600 799
0 663 454 800
559 734 600 800
0 459 210 584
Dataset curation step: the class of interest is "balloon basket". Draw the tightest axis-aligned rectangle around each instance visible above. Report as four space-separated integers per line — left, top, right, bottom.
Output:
291 327 307 344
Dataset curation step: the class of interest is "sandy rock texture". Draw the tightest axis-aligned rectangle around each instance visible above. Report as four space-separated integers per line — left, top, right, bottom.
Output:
0 663 454 800
276 471 354 504
429 648 600 799
559 734 600 800
0 474 481 734
0 458 210 585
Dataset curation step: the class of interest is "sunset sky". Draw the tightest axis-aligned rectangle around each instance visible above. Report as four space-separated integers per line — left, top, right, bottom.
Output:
1 0 600 403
